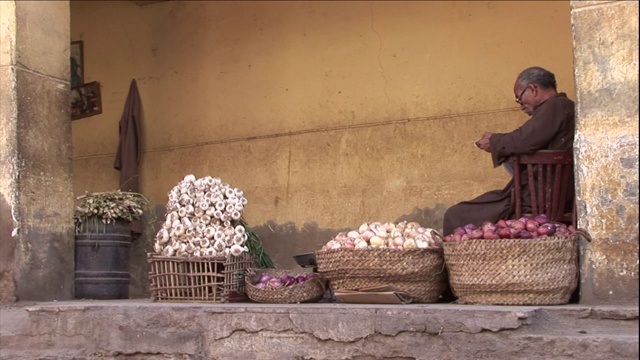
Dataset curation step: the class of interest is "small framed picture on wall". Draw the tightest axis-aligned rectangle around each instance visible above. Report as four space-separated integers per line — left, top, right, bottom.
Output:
70 41 84 87
71 81 102 120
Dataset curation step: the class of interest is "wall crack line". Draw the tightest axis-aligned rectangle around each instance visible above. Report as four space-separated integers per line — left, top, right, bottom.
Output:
370 2 389 104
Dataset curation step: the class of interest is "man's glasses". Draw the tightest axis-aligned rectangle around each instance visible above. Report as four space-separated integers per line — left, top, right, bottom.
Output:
515 86 530 105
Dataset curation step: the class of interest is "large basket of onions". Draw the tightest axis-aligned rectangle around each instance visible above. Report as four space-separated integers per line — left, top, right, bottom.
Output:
245 269 326 303
442 215 592 305
315 221 447 304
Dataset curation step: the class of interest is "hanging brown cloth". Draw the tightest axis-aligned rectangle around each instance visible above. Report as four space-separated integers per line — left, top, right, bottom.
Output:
114 79 143 235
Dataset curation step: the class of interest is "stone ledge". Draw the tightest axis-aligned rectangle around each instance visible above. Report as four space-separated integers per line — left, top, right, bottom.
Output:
1 300 638 360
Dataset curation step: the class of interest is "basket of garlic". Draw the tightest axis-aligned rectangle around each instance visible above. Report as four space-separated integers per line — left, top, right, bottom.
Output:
147 174 258 303
315 221 447 303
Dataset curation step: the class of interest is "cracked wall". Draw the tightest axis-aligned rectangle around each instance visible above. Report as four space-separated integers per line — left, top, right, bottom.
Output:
0 0 75 302
571 0 639 304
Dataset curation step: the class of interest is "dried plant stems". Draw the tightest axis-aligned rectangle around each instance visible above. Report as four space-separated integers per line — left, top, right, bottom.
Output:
74 190 150 231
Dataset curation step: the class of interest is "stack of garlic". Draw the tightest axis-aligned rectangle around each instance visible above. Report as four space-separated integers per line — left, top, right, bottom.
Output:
322 221 442 250
152 174 249 258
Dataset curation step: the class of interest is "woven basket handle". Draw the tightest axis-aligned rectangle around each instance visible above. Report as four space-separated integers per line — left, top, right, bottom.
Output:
394 291 413 304
245 268 263 285
574 228 593 243
430 229 444 244
246 267 260 275
309 274 328 294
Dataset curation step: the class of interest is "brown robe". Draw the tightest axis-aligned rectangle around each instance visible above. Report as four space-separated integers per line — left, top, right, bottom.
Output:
114 79 142 234
442 93 575 235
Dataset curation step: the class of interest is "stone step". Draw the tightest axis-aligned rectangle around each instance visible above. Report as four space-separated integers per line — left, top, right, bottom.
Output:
1 301 638 360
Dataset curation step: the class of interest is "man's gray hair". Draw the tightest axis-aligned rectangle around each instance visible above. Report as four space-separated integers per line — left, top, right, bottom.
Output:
517 67 557 90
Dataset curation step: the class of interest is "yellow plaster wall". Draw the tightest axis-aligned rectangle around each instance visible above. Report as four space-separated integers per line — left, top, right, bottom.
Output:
71 1 575 271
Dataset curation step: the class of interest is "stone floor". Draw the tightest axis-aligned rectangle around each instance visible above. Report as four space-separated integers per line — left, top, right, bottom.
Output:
1 300 638 360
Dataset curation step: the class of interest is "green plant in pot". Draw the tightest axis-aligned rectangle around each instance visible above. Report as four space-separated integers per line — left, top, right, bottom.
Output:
73 190 149 300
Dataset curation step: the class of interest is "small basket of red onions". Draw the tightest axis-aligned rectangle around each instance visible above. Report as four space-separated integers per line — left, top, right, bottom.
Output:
244 269 326 303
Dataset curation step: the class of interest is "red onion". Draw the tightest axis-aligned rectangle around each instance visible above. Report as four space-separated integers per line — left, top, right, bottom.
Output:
453 227 466 236
519 231 533 239
484 231 500 240
525 219 539 233
255 282 266 289
534 214 549 225
482 222 497 233
497 228 512 239
444 235 453 242
537 223 556 236
554 223 571 236
464 223 478 231
460 234 470 241
305 273 317 280
267 278 283 289
510 229 522 238
511 220 526 231
469 229 484 240
295 275 307 284
496 219 508 228
259 274 272 283
281 276 297 286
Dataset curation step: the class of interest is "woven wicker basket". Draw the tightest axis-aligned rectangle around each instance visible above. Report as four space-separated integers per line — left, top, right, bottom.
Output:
443 232 590 305
315 248 446 303
147 252 255 303
245 269 326 304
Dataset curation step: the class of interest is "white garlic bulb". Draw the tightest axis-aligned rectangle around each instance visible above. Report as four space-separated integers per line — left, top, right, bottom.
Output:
322 221 443 250
152 174 251 258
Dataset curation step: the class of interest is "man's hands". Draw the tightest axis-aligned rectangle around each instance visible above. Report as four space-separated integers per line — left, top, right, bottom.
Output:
475 132 493 153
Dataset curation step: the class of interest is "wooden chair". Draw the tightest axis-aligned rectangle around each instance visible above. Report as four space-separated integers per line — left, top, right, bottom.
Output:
508 150 576 225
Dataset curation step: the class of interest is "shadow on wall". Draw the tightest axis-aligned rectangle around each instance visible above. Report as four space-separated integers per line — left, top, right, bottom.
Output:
251 204 449 270
129 203 165 298
126 202 449 297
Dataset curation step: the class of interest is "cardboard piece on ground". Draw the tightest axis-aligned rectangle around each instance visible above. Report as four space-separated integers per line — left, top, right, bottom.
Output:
333 285 413 304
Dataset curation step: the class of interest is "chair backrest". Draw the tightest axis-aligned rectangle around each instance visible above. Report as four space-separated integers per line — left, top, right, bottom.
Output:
508 150 576 225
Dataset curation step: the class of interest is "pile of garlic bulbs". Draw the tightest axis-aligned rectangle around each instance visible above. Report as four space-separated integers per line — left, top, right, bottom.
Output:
152 174 249 258
322 221 443 250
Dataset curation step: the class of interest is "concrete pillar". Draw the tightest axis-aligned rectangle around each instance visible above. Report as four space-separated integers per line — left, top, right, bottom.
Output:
0 1 74 301
571 1 639 304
